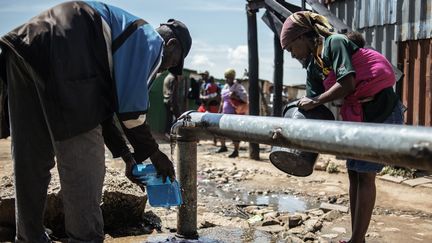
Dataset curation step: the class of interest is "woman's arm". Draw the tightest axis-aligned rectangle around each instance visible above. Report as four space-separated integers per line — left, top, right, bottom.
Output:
298 73 355 110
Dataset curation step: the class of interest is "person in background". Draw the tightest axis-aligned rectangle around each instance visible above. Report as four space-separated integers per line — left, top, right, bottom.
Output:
280 11 403 243
187 76 201 106
0 1 191 242
163 73 181 137
200 76 220 113
217 68 249 158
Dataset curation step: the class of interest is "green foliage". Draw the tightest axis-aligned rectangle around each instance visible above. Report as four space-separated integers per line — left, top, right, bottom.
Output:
326 162 339 174
380 166 415 179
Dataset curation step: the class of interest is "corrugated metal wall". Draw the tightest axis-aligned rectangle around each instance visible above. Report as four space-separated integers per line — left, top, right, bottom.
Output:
327 0 432 42
399 39 432 126
326 0 432 126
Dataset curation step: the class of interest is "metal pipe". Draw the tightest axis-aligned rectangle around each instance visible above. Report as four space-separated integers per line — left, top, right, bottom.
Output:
264 0 292 19
247 4 260 160
305 0 351 33
273 33 283 117
183 112 432 170
175 126 198 239
172 110 432 237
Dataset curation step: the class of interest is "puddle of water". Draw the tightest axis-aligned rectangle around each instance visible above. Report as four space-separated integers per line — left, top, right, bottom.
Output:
199 181 316 213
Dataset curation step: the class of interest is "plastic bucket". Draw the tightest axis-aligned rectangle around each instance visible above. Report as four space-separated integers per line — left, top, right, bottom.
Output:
269 100 335 176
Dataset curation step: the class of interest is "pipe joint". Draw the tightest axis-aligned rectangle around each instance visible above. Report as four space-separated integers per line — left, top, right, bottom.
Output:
272 127 283 140
410 142 432 159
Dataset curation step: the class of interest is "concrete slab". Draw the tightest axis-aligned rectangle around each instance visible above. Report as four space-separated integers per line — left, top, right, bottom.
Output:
320 203 349 213
420 183 432 189
402 178 432 187
378 174 406 184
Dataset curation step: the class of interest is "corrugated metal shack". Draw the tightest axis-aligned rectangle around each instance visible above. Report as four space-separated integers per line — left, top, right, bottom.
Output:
323 0 432 126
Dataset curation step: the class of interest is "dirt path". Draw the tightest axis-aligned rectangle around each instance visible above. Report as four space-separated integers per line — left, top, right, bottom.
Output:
1 138 431 242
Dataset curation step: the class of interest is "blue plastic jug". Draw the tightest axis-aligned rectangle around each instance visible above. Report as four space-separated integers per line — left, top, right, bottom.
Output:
132 163 182 207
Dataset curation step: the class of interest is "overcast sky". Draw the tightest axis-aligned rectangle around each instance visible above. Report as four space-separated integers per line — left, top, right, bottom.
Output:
0 0 308 85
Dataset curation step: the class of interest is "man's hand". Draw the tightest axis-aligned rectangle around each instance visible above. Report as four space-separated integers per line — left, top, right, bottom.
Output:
150 149 175 183
297 96 320 111
122 153 145 191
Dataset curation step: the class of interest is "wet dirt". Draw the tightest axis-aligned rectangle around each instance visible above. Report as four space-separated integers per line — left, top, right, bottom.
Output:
198 180 316 213
1 137 432 242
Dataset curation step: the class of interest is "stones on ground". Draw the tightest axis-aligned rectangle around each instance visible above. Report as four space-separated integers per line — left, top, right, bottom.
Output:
215 177 228 184
244 205 259 214
314 159 329 171
403 177 432 187
378 174 406 184
263 211 279 220
366 232 380 238
297 213 310 221
247 214 263 225
283 235 304 243
304 218 323 232
307 208 325 217
335 197 346 204
382 227 401 232
288 226 305 235
256 224 285 233
331 227 347 234
199 220 217 229
316 237 330 243
277 214 290 224
288 214 303 228
320 202 349 213
321 210 342 222
303 232 316 241
321 233 338 239
253 208 274 216
327 195 337 204
262 219 280 226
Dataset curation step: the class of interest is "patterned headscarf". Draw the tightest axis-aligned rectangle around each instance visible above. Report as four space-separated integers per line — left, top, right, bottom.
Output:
280 11 334 49
280 11 334 70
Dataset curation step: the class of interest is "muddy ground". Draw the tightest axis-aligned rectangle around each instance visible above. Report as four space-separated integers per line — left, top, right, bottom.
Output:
0 137 431 242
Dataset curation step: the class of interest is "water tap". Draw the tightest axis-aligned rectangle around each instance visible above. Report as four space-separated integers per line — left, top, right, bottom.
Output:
170 110 197 137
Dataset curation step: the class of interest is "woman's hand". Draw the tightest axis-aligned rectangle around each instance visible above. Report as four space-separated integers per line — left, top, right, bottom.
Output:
297 96 320 111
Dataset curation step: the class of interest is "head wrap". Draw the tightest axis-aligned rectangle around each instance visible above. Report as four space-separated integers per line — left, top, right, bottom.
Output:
224 68 236 79
280 11 334 49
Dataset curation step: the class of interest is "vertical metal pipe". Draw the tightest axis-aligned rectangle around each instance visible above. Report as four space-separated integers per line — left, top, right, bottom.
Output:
273 34 284 117
176 135 198 239
302 0 306 10
247 4 260 160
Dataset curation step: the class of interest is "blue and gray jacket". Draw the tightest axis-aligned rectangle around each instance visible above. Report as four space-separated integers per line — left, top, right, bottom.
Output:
0 1 163 159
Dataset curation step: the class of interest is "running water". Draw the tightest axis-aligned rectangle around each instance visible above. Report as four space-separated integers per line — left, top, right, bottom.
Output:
170 133 176 162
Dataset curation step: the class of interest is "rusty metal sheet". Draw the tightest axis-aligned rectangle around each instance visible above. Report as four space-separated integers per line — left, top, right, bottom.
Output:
399 39 432 126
